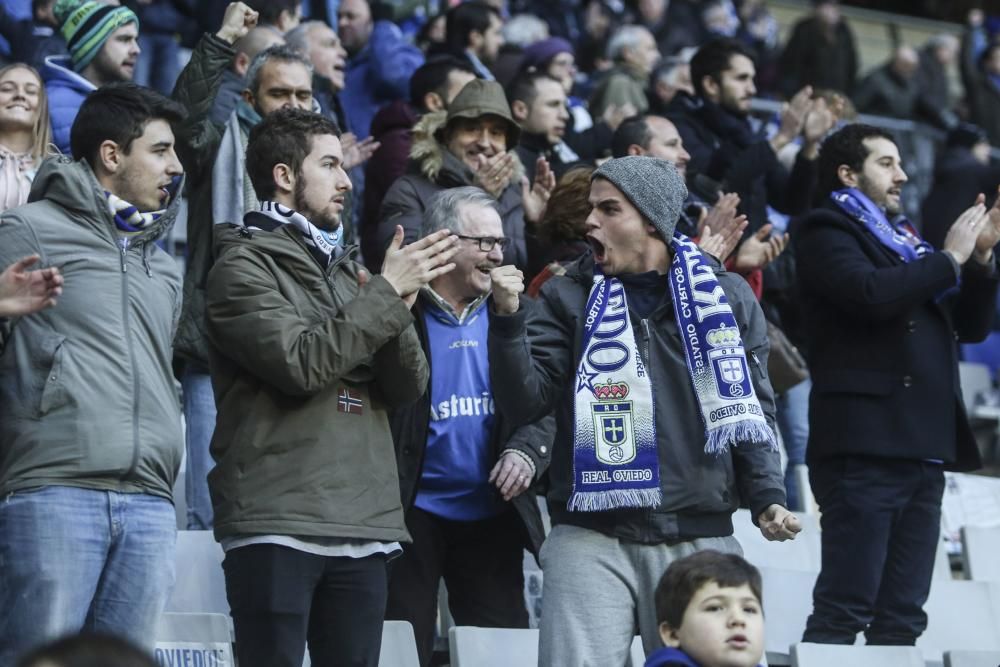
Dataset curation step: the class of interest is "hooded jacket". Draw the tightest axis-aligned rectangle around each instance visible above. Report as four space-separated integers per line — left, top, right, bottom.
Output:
374 109 529 273
0 156 184 499
204 217 428 542
488 253 784 544
42 55 96 156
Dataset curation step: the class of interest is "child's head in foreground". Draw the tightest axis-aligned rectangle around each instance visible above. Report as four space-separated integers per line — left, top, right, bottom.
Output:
655 550 765 667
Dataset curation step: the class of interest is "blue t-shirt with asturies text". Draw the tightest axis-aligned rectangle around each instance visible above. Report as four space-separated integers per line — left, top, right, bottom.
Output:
414 299 501 521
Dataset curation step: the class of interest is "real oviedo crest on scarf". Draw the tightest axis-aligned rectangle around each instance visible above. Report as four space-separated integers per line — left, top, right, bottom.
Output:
591 380 637 466
707 326 754 403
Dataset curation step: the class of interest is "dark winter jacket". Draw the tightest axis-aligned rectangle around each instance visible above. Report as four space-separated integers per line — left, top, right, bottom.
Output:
794 200 997 471
666 91 817 234
488 252 784 544
779 16 857 98
362 100 419 270
375 110 529 273
205 219 427 542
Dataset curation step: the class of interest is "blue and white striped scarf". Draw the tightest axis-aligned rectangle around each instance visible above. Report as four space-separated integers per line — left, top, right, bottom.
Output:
570 233 776 512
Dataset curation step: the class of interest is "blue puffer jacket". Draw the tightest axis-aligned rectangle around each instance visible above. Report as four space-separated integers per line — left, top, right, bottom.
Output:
41 56 95 156
340 20 423 139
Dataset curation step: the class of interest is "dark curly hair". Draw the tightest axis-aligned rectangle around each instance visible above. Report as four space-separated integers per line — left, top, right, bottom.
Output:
816 123 895 197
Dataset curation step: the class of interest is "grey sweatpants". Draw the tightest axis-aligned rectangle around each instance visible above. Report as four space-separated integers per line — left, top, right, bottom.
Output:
537 524 742 667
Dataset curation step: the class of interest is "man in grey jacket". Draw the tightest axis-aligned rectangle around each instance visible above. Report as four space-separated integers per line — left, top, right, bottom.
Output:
0 82 185 662
489 156 800 665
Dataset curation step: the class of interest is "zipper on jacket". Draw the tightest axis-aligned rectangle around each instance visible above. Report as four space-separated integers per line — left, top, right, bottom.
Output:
118 237 129 273
640 317 656 543
118 237 143 481
750 350 763 376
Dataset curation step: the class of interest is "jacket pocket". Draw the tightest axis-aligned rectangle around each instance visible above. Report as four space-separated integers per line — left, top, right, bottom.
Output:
37 334 70 416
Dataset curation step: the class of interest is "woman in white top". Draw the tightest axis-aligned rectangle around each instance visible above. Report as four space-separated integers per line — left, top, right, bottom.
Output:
0 63 52 213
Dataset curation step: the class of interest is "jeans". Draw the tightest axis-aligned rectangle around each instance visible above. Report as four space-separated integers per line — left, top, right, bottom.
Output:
223 544 389 667
803 457 944 645
134 33 182 96
0 486 176 664
776 378 811 511
182 367 217 529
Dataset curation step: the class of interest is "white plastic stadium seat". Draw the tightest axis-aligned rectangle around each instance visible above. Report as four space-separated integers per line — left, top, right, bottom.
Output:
791 643 923 667
943 650 1000 667
165 530 230 615
962 525 1000 582
378 621 420 667
448 627 539 667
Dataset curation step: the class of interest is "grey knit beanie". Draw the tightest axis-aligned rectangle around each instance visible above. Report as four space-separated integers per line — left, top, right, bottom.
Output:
592 156 688 243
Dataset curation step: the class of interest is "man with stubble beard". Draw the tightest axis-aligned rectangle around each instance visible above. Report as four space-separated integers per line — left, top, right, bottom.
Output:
205 107 460 667
42 0 141 155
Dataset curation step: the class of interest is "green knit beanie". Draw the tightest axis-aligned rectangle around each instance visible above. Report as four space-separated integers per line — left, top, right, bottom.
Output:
54 0 139 73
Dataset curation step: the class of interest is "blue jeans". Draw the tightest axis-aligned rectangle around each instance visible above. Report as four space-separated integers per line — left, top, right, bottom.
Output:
182 367 217 530
0 486 176 663
776 378 811 512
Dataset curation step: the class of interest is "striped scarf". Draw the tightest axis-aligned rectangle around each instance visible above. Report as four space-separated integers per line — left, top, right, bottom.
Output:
250 201 343 267
105 191 164 236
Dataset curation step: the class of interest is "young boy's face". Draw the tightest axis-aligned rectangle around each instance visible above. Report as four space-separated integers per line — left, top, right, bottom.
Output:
659 581 764 667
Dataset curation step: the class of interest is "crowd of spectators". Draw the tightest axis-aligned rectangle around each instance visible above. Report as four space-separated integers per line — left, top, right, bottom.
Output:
1 0 1000 665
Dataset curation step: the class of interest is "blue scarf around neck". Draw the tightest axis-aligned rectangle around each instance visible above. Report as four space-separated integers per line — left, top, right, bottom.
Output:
830 187 933 263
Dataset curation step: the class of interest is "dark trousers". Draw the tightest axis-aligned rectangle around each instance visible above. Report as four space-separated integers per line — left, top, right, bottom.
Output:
222 544 389 667
385 507 529 666
803 457 945 645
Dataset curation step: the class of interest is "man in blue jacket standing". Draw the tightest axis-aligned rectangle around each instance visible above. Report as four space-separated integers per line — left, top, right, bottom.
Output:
42 0 140 155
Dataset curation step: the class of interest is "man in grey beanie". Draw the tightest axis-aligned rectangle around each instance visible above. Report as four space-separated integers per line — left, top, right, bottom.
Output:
488 156 797 666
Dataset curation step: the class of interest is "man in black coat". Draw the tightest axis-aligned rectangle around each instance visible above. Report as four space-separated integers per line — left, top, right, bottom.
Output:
667 38 834 236
795 123 1000 646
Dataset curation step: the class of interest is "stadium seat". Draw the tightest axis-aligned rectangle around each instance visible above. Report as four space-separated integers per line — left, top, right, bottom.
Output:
165 530 229 615
961 525 1000 582
758 567 816 664
918 579 1000 661
733 509 821 571
378 621 421 667
154 612 234 664
448 627 539 667
448 627 646 666
943 650 1000 667
302 622 422 667
790 643 924 667
959 361 994 414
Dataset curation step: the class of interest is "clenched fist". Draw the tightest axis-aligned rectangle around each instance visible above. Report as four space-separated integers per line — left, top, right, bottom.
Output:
490 265 524 315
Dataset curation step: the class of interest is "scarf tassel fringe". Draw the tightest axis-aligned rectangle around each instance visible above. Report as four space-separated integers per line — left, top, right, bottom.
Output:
704 422 778 456
568 487 663 512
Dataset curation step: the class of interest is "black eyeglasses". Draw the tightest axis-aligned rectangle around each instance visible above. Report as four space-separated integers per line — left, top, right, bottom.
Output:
456 235 511 252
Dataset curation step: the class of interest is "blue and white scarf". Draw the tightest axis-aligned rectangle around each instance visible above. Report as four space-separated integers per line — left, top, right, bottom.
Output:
251 201 343 267
570 233 776 512
106 191 165 235
831 188 933 263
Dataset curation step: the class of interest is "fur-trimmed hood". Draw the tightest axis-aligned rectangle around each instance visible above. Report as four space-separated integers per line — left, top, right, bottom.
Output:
409 110 525 186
